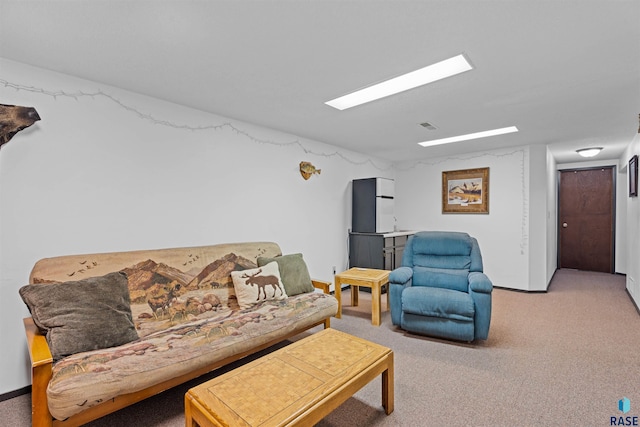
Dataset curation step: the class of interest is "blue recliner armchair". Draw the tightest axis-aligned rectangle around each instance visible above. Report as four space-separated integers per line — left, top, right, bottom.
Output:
389 231 492 341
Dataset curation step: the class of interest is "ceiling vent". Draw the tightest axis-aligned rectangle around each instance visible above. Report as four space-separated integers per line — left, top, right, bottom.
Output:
420 122 437 130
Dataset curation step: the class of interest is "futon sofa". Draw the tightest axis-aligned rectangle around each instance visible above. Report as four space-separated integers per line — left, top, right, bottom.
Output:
20 241 338 427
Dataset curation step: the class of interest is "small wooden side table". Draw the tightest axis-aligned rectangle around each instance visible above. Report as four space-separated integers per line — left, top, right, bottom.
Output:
335 267 390 326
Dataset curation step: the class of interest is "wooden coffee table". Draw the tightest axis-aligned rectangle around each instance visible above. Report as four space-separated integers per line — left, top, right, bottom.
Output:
185 328 394 426
335 268 390 326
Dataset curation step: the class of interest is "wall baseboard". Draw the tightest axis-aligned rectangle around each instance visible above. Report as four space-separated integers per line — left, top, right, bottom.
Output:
493 285 548 294
0 385 30 402
626 289 640 316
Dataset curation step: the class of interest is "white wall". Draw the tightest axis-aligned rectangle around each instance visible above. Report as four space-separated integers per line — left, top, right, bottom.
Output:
0 59 392 394
546 147 558 284
528 144 550 291
394 145 539 291
621 133 640 306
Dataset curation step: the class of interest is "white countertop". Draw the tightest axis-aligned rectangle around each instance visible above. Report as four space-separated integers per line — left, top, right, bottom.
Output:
380 230 417 237
350 230 417 237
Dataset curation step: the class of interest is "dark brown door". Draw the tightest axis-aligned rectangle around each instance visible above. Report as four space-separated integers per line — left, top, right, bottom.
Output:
558 167 614 273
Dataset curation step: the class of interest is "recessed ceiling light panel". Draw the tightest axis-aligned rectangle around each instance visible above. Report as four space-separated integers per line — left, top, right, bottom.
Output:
418 126 519 147
325 54 473 110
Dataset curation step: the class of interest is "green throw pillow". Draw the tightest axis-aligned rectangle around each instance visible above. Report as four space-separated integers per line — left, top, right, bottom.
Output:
19 271 139 360
257 253 314 296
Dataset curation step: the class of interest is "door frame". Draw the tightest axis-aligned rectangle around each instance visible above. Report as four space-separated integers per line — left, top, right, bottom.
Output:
556 165 617 272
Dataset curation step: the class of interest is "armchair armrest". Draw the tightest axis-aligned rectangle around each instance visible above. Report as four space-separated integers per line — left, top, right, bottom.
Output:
389 267 413 326
469 272 493 294
468 272 493 340
389 267 413 286
311 278 331 294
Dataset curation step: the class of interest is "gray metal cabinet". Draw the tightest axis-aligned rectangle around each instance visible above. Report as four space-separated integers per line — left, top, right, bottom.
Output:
349 231 414 270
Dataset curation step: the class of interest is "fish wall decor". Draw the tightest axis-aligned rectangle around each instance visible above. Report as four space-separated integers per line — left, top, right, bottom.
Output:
299 161 321 180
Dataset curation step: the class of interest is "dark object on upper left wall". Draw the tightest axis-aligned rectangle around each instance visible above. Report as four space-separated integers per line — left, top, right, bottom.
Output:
0 103 41 150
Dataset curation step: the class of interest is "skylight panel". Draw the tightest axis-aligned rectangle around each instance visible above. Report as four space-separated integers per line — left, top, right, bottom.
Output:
325 54 473 110
418 126 519 147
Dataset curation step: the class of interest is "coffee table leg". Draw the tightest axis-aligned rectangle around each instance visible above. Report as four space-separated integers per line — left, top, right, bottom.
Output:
382 353 394 415
185 393 195 427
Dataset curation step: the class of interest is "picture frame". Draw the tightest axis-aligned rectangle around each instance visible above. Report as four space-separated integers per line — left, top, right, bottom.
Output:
442 167 489 214
629 155 638 197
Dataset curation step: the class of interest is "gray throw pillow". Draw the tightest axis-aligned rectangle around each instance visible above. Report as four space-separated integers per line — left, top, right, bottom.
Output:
19 271 139 360
257 253 314 296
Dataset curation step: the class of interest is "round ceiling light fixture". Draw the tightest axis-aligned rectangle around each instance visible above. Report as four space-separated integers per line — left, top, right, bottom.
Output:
576 147 603 158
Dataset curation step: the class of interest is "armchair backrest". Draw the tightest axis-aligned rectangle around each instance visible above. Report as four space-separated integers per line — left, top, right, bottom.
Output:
401 231 484 292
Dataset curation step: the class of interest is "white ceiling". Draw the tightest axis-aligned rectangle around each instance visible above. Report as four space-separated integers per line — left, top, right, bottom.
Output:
1 0 639 164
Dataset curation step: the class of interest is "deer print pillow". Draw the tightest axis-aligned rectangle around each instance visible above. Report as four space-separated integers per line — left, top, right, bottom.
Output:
231 261 288 309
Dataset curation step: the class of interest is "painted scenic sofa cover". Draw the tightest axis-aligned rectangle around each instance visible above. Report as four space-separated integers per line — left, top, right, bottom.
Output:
21 241 337 427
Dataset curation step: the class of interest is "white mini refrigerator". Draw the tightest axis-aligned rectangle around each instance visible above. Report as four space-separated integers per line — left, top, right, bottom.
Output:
351 178 395 233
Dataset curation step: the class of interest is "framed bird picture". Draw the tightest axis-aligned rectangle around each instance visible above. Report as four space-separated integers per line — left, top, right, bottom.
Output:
442 167 489 214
